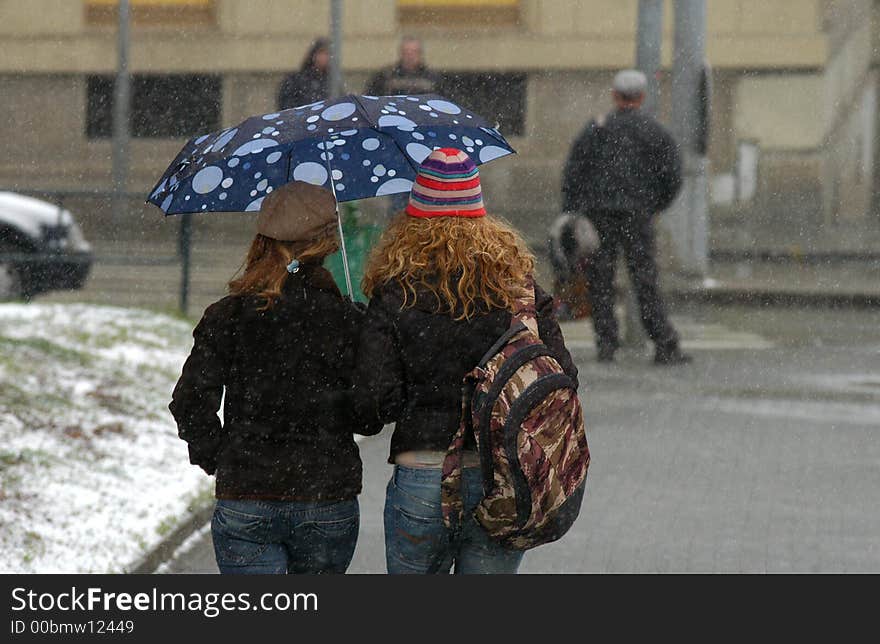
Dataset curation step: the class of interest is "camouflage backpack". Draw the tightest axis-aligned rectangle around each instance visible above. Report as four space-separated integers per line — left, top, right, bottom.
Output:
440 278 590 551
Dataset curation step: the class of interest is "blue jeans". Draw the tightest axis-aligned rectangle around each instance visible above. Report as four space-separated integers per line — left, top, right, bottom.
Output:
384 466 525 574
211 498 359 574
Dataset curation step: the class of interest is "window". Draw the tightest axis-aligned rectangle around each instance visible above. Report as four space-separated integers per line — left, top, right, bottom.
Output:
398 0 520 27
85 0 215 26
440 72 526 136
86 74 222 139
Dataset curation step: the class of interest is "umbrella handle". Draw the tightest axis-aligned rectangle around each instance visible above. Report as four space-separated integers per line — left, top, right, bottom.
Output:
323 137 354 299
335 201 354 299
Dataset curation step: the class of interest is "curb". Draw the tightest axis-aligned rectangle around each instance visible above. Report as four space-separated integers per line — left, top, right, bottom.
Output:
667 287 880 309
123 500 214 574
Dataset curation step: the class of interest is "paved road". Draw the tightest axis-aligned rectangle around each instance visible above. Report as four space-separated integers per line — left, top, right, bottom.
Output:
162 303 880 573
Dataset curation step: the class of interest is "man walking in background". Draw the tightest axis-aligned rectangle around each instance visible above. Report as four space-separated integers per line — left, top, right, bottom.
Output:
561 69 691 366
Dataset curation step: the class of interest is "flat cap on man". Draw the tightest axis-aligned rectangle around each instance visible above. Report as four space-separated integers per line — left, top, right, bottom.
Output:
612 69 647 99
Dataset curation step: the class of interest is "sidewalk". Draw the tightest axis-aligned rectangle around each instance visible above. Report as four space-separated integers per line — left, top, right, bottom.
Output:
664 259 880 307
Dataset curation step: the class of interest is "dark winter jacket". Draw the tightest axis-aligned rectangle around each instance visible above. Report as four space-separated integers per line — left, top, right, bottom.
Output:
364 64 442 97
278 68 329 110
169 264 382 501
561 107 683 217
352 279 578 463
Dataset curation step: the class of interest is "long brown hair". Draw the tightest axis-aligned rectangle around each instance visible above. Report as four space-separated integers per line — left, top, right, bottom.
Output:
228 233 339 310
362 214 534 320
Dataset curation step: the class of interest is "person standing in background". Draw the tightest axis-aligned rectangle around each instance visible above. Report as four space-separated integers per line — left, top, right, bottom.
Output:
365 35 442 97
366 35 445 216
561 69 691 366
278 37 332 110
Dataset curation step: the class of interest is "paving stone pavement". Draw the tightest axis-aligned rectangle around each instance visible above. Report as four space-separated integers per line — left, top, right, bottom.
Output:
161 304 880 574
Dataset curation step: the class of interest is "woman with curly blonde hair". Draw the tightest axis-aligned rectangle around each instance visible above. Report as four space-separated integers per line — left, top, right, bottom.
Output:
354 149 578 574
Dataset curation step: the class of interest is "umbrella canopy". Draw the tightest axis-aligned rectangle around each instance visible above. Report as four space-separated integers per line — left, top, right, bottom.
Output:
147 94 515 215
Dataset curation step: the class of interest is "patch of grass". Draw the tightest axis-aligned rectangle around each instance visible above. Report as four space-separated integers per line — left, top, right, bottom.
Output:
0 381 74 420
156 517 176 537
86 388 130 415
0 448 53 472
148 305 199 325
0 336 93 367
21 531 45 564
1 471 22 488
153 484 213 540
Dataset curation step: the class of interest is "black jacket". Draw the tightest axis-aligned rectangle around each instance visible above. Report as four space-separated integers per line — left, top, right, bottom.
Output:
562 107 682 217
278 68 329 110
169 265 382 501
352 280 578 462
365 64 442 97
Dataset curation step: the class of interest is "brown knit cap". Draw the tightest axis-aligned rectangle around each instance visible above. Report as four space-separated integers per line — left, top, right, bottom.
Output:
255 181 338 243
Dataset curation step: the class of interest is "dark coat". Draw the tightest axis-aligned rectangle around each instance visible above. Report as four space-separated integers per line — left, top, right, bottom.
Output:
278 68 329 110
169 265 382 501
562 107 683 217
364 64 442 97
352 279 578 463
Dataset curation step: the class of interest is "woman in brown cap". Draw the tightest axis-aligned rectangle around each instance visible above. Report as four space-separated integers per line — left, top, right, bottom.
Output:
170 180 381 574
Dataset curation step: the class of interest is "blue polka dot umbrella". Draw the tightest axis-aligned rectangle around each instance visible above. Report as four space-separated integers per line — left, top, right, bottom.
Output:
147 93 514 213
146 93 516 295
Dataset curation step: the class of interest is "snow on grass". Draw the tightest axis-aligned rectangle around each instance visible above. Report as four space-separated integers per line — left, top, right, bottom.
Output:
0 303 211 573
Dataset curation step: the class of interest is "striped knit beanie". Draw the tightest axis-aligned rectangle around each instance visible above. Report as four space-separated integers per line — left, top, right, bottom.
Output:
405 148 487 218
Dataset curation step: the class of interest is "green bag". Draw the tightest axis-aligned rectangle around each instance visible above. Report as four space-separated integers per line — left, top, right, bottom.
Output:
325 202 383 303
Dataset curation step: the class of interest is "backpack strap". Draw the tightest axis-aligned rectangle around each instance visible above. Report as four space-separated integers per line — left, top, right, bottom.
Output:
511 275 539 336
440 376 472 535
432 377 472 573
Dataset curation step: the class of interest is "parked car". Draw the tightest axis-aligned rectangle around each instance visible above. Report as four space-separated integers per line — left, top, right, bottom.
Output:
0 192 93 300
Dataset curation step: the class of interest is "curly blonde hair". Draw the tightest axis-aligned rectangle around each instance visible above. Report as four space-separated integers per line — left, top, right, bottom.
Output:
362 214 534 320
229 234 339 310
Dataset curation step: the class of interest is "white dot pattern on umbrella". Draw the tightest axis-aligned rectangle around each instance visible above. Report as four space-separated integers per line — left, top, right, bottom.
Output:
213 128 238 151
321 103 357 121
376 178 413 196
192 166 223 194
233 139 279 156
406 143 432 163
479 145 510 163
292 162 328 186
150 94 514 213
378 115 417 131
427 99 461 115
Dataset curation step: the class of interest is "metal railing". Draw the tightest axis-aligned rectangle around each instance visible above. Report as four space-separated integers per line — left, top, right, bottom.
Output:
0 187 194 314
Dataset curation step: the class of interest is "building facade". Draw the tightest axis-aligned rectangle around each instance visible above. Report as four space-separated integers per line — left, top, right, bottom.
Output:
1 0 877 256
